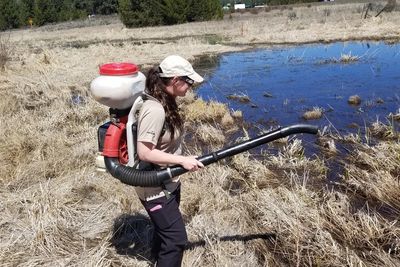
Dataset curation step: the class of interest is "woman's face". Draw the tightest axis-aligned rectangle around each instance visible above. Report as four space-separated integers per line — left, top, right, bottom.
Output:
166 76 194 97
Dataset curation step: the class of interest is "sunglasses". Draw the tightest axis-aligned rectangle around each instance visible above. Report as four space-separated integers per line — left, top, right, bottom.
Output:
180 76 195 86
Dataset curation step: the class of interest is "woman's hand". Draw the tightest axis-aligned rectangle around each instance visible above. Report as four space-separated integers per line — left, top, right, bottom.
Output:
180 156 204 172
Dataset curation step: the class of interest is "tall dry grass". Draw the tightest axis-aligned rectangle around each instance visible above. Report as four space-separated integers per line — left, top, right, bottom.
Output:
1 1 400 266
342 141 400 216
0 33 12 71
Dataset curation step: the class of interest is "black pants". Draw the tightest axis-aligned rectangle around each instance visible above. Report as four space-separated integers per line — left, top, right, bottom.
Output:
141 185 187 267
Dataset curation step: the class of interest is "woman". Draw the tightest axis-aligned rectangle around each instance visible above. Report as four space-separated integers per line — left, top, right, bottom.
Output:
135 55 204 266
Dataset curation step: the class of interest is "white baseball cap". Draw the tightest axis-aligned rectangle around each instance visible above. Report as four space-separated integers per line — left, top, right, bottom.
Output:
159 55 204 83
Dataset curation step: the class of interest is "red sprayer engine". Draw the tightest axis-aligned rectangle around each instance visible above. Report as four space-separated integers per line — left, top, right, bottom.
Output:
90 63 146 171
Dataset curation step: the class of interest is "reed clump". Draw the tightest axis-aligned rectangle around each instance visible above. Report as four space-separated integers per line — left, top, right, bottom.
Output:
316 135 338 154
317 53 360 65
230 152 280 190
194 123 226 149
302 106 323 120
182 98 229 123
339 52 360 63
220 113 235 129
369 120 399 140
348 95 362 105
227 93 251 103
231 109 243 119
388 109 400 121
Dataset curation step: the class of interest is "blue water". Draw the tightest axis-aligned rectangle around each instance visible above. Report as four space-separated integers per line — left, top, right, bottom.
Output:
197 42 400 134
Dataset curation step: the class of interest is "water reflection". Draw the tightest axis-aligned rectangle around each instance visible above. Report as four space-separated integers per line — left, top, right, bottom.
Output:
197 42 400 134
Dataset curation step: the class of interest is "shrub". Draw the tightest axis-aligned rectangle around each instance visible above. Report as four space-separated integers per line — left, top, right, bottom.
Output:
188 0 223 22
95 0 119 15
118 0 162 27
0 0 20 30
118 0 223 28
33 0 58 26
18 0 34 27
57 0 87 22
160 0 188 25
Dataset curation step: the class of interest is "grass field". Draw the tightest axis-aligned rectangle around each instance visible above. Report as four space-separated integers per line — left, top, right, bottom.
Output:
0 2 399 266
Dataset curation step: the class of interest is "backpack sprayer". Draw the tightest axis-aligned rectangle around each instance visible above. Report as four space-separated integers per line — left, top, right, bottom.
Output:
90 62 319 187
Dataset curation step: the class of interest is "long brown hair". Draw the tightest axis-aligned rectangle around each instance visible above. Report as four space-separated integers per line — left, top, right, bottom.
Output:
145 66 183 139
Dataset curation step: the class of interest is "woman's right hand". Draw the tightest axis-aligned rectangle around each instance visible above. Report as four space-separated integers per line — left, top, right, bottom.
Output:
180 156 204 172
138 142 204 172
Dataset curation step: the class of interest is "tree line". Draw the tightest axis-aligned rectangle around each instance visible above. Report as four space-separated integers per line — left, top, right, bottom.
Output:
0 0 118 30
1 0 318 31
0 0 223 30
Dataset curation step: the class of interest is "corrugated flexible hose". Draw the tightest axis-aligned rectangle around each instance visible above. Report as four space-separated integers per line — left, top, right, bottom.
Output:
104 124 318 187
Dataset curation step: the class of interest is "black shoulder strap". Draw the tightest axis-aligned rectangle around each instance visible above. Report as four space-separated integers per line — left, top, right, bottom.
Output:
141 93 149 101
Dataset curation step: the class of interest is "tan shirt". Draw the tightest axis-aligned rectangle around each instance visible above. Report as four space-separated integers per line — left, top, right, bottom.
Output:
134 94 182 200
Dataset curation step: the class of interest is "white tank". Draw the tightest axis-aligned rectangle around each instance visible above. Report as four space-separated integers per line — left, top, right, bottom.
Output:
90 62 146 109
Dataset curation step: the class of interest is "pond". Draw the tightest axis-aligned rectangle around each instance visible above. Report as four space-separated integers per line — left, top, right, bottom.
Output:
196 42 400 137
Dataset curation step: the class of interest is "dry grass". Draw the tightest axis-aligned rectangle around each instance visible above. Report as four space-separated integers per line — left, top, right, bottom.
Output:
321 191 400 266
1 1 400 266
246 187 349 266
342 141 400 216
0 33 12 71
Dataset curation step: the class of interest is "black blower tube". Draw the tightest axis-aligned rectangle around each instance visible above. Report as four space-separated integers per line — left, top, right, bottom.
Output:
104 124 318 187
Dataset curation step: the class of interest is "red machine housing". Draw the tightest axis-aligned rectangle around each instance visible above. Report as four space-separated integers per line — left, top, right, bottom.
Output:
102 116 129 165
